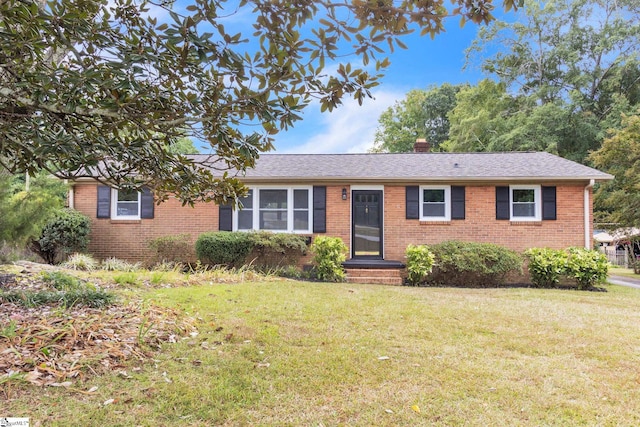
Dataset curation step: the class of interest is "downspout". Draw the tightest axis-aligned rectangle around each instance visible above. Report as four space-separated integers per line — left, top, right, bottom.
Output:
584 179 594 249
66 180 74 209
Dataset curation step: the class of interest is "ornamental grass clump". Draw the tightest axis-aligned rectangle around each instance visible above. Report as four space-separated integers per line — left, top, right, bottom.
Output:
61 253 99 271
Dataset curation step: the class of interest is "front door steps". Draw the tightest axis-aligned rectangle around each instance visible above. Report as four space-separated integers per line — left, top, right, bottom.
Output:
342 259 405 286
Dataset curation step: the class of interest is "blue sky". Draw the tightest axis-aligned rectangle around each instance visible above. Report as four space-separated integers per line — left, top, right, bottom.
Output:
145 1 518 154
273 11 515 154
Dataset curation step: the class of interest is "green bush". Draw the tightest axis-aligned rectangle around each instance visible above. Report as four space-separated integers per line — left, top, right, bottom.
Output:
405 244 435 285
196 231 254 267
148 233 196 266
566 247 609 290
426 240 522 287
524 248 568 288
195 231 308 269
310 236 348 282
31 209 91 264
525 247 609 289
246 231 308 269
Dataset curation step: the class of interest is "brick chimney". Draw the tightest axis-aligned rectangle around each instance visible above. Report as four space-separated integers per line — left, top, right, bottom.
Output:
413 138 430 153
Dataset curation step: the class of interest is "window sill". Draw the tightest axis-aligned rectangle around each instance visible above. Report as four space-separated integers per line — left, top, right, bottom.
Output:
509 220 542 226
109 219 142 224
419 220 451 225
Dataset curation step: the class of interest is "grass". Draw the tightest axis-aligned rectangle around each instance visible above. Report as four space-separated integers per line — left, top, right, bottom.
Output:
5 280 640 425
609 266 640 279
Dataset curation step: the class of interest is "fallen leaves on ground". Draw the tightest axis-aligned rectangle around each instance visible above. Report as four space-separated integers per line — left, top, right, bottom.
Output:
0 265 197 392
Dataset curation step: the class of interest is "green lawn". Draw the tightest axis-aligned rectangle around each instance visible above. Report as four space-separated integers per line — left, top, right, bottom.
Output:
609 266 640 279
5 280 640 426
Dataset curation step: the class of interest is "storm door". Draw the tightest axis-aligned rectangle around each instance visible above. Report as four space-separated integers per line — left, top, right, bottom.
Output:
352 190 383 258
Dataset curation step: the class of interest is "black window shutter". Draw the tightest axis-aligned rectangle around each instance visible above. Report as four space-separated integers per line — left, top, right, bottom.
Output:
451 186 465 220
313 186 326 233
219 204 233 231
496 186 510 220
542 186 557 220
140 187 154 219
406 186 419 219
97 185 111 218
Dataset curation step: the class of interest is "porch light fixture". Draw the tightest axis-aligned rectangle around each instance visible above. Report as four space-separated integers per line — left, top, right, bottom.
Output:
342 188 348 200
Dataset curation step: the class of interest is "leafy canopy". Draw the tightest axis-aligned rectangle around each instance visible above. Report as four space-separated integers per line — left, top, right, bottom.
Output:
455 0 640 161
0 0 517 204
589 113 640 228
371 84 463 152
378 0 640 163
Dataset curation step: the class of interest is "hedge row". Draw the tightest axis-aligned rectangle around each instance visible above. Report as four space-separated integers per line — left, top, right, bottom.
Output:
525 247 608 289
406 240 608 289
195 231 308 269
406 241 522 287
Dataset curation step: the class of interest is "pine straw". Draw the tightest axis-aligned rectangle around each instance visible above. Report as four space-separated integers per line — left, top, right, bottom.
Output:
1 297 197 395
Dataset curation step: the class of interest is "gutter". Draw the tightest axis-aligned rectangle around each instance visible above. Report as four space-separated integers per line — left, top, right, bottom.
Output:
585 179 595 249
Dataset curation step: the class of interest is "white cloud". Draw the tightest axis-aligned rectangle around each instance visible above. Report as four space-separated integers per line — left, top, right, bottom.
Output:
278 88 404 154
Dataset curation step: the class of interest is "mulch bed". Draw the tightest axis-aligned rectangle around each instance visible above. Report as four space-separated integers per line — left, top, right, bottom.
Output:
0 263 197 395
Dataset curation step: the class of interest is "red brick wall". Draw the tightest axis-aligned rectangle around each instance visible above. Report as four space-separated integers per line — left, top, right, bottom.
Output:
74 183 219 262
382 184 589 261
73 182 591 263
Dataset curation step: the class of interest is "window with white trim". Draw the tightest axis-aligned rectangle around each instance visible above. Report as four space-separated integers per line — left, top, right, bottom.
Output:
111 189 141 219
420 185 451 221
510 185 541 221
235 187 312 233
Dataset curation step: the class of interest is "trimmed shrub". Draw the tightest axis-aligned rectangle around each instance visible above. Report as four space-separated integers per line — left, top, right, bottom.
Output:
31 209 91 264
195 231 308 270
525 247 608 289
310 236 348 282
246 231 308 269
524 248 568 288
426 240 522 287
405 244 435 285
148 233 196 266
566 247 609 290
196 231 254 267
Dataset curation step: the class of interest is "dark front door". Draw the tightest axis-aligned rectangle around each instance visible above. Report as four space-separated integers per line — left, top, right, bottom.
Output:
352 190 383 258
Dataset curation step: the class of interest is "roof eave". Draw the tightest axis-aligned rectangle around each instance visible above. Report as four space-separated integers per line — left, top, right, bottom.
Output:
240 175 614 183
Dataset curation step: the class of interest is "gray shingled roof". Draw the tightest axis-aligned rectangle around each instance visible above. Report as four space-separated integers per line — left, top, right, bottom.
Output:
194 151 612 183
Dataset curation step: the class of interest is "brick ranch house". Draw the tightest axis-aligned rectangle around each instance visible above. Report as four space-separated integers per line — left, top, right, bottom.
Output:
69 149 612 282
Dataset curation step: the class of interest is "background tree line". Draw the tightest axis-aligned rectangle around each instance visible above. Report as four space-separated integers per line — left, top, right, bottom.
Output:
374 0 640 160
372 0 640 228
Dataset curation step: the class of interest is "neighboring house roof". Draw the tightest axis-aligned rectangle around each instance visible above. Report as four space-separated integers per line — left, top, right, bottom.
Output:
594 228 640 243
193 151 613 183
